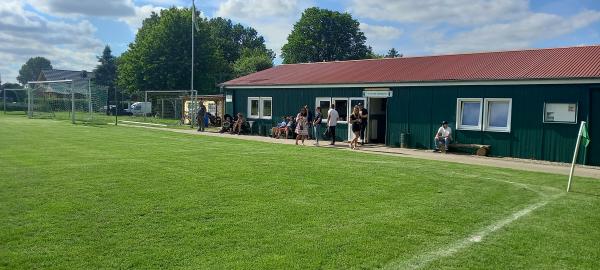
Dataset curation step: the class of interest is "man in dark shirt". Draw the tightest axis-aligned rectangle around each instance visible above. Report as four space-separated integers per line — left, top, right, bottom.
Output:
358 103 368 145
313 107 323 145
305 105 313 139
196 101 207 132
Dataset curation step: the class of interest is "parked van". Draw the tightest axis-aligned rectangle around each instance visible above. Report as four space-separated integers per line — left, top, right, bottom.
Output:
127 102 152 116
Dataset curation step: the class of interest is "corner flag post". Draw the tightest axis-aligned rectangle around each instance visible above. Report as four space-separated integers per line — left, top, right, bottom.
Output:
567 121 589 192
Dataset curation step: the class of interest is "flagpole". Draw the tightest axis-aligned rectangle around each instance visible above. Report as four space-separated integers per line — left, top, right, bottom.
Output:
190 0 195 128
567 121 585 192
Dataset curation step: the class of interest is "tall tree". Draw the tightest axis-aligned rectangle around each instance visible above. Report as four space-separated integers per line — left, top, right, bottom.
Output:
17 57 52 84
117 8 228 94
94 46 117 88
281 7 372 64
385 48 402 58
233 48 274 77
94 45 117 115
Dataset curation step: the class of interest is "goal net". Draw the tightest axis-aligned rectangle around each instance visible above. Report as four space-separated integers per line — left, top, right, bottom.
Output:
2 88 28 116
27 80 108 124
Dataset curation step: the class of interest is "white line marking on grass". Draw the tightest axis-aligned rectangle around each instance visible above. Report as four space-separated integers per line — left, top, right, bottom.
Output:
383 178 564 270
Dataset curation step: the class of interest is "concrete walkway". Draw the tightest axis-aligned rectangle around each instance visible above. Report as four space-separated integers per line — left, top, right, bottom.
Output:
121 124 600 179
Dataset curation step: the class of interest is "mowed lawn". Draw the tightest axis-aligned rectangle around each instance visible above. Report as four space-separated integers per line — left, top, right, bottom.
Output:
1 115 599 269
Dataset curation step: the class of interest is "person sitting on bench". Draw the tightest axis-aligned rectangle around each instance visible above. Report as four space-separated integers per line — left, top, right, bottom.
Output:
219 114 233 133
272 117 288 138
434 121 452 152
231 113 245 135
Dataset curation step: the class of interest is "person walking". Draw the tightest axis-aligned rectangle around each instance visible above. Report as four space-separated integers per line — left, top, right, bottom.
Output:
327 103 339 145
196 101 207 132
313 107 323 145
349 106 362 150
295 107 309 145
358 103 368 145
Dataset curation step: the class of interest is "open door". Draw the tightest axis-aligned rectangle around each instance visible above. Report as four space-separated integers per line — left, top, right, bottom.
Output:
367 97 387 144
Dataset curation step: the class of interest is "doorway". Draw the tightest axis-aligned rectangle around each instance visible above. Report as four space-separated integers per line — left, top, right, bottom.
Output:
589 88 600 165
367 97 387 144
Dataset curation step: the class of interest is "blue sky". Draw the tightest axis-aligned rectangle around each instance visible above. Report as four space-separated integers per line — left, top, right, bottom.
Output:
1 0 600 83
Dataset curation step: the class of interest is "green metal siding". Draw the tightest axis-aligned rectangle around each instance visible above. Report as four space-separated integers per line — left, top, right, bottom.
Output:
228 83 599 165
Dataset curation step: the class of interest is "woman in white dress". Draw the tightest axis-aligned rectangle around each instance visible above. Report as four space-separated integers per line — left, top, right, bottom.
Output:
295 107 309 145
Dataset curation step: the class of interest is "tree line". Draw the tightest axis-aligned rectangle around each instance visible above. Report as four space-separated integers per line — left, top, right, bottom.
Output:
10 7 403 95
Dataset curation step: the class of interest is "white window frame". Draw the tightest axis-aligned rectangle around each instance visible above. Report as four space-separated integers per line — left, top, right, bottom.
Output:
259 97 272 119
483 98 512 133
315 97 332 123
247 97 260 119
332 97 349 124
543 102 578 124
456 98 483 131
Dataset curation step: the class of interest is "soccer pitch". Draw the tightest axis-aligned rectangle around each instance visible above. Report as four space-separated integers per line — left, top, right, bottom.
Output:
1 115 599 269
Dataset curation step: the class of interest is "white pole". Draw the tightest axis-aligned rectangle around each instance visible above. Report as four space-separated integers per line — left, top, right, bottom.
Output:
88 78 92 121
27 85 32 118
71 82 75 124
144 91 148 122
567 121 585 192
190 0 195 128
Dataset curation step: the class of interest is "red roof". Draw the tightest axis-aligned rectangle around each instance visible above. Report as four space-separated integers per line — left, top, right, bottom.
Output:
223 45 600 87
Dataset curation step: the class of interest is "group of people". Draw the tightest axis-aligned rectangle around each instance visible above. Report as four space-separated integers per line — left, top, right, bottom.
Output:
272 103 368 149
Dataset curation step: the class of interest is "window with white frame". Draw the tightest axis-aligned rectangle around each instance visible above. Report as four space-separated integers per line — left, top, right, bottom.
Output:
484 98 512 132
456 98 483 130
248 97 260 118
332 98 348 122
316 97 331 123
544 103 577 123
260 97 272 119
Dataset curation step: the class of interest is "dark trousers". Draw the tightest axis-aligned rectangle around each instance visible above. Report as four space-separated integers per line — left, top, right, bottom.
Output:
328 126 336 144
360 121 367 142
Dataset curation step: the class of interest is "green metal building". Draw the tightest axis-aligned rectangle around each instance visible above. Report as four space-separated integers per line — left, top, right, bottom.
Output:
221 46 600 165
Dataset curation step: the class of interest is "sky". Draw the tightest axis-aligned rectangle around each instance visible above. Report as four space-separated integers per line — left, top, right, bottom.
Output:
1 0 600 83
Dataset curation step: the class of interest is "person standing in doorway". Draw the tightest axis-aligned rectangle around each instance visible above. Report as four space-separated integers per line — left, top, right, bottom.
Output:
358 103 368 145
313 107 323 145
327 103 339 145
196 100 206 132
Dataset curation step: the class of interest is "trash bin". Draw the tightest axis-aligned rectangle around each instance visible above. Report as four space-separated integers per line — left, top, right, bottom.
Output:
400 133 410 148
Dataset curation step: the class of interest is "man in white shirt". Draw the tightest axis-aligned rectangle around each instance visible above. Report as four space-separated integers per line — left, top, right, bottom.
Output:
434 121 452 152
327 104 339 145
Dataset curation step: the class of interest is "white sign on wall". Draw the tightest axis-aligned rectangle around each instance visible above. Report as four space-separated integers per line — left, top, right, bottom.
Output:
226 94 233 102
363 90 393 98
544 103 577 123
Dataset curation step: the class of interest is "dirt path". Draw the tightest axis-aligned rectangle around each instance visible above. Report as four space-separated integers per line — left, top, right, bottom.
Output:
121 124 600 180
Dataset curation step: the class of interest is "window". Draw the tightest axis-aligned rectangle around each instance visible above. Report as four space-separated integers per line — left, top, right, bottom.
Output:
484 98 512 132
260 97 272 119
456 98 482 130
333 98 348 122
544 103 577 123
316 97 331 123
248 97 259 118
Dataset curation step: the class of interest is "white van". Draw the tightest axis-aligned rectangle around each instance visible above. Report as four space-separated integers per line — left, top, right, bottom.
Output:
127 102 152 116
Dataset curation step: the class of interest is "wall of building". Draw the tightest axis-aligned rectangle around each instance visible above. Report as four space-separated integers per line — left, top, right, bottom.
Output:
226 83 598 165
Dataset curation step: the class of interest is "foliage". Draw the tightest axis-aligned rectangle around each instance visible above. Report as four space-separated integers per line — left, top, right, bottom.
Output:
117 8 228 95
1 115 600 269
385 48 402 58
94 46 117 89
116 9 272 95
17 57 52 85
281 7 373 64
2 82 22 89
233 48 274 77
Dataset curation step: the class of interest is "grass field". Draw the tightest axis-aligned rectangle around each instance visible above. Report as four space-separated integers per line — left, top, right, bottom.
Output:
1 115 599 269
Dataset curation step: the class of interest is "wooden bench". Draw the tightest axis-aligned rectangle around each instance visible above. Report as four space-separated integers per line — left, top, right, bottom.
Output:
447 143 491 156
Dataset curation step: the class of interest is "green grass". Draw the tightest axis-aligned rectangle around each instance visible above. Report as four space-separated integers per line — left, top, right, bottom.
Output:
1 114 599 269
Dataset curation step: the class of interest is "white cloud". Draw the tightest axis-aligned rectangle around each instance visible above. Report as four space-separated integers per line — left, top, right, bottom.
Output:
350 0 528 26
215 0 313 58
360 23 403 53
0 0 104 83
118 4 164 31
431 10 600 54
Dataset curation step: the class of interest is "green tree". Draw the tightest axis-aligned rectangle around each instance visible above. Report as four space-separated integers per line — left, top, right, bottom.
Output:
94 45 117 115
117 8 227 94
385 48 402 58
17 57 52 84
281 7 372 64
233 48 274 77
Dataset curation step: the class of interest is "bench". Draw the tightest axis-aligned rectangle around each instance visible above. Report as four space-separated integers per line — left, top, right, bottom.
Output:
448 144 491 156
